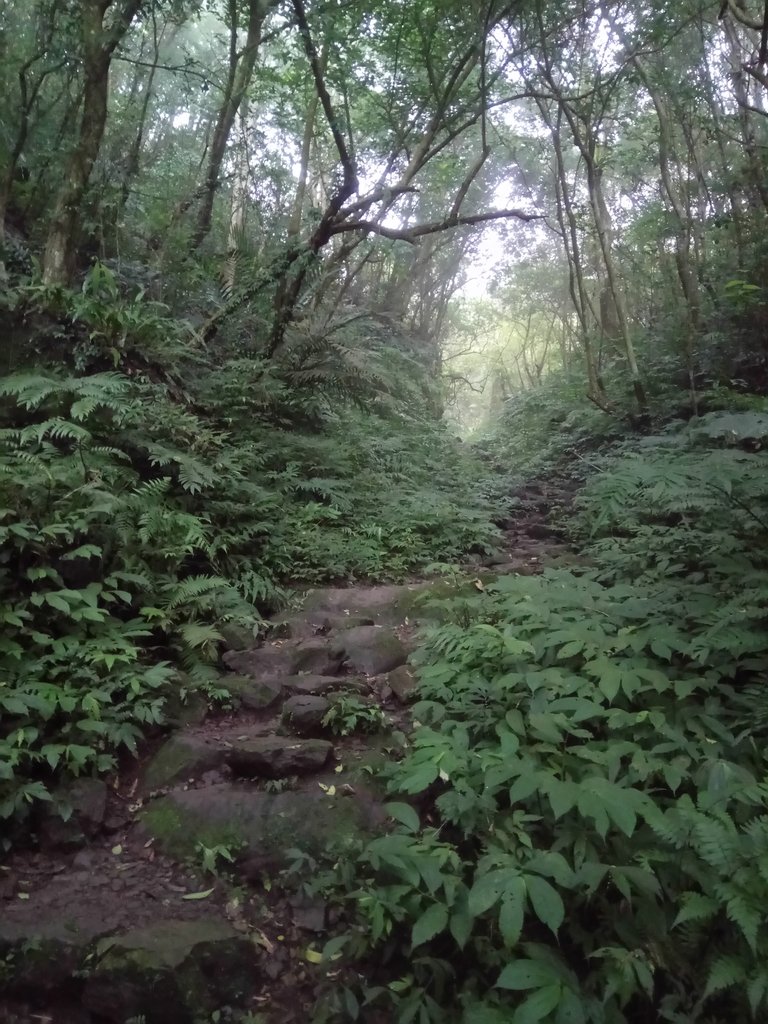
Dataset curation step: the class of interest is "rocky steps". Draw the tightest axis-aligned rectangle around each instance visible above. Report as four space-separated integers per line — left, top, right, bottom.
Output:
0 481 574 1024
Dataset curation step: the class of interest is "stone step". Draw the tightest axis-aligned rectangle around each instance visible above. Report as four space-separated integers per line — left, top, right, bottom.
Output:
142 728 335 791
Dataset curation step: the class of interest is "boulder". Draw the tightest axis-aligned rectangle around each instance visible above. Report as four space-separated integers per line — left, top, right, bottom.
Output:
386 665 419 703
282 695 332 736
218 621 258 651
223 637 343 678
292 637 345 675
334 625 408 675
220 674 282 711
225 736 333 778
81 919 255 1023
142 734 225 791
162 678 209 728
222 644 298 678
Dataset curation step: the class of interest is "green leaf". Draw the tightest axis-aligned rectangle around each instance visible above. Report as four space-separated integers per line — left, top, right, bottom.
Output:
499 877 526 948
384 801 421 832
469 873 506 916
525 876 564 935
497 959 559 991
45 593 71 614
411 903 449 948
449 902 474 949
399 760 439 794
513 983 563 1023
673 892 719 927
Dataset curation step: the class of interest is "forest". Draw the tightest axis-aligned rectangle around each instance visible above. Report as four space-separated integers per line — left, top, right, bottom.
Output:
1 0 768 1021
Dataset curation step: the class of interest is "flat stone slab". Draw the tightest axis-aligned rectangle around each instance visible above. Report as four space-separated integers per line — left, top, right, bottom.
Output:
280 673 368 696
226 736 333 777
142 727 336 790
141 783 382 873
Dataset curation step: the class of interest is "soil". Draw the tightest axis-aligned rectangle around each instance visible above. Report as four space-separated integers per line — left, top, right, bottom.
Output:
0 481 577 1024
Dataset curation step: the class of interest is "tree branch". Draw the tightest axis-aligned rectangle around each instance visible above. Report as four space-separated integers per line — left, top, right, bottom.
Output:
291 0 357 203
332 207 542 243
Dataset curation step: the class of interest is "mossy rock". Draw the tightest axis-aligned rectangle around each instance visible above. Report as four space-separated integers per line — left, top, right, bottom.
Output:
333 626 407 675
220 674 282 710
81 918 256 1023
140 782 382 872
142 734 225 792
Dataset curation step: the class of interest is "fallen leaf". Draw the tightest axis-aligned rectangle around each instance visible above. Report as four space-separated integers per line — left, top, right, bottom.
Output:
304 947 323 964
182 887 215 901
111 844 123 855
334 764 344 774
253 931 274 954
17 892 30 900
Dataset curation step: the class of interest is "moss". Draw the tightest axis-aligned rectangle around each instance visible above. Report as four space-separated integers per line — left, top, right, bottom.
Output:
142 785 378 870
140 799 244 861
142 735 223 791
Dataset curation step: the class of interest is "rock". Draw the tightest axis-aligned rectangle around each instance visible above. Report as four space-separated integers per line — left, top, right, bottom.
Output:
299 583 434 626
0 902 110 994
292 637 345 675
282 695 332 736
281 674 366 696
218 673 281 710
219 621 258 651
141 783 382 871
525 523 559 540
142 734 225 791
81 919 256 1023
386 665 418 702
487 562 538 577
223 644 298 678
334 625 407 675
225 736 333 777
162 683 209 728
290 896 327 932
223 637 343 678
37 778 108 848
143 724 336 790
480 549 507 566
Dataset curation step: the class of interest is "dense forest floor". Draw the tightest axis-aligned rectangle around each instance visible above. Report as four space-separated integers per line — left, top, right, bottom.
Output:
0 479 574 1024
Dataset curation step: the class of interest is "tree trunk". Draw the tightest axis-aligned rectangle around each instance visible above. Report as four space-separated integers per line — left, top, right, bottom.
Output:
223 98 252 296
191 0 269 250
42 0 142 285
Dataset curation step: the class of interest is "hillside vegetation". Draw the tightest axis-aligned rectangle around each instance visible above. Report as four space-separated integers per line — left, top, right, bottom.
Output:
2 0 768 1022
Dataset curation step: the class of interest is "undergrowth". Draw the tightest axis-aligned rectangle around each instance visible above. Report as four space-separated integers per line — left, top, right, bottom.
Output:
309 407 768 1024
0 266 496 831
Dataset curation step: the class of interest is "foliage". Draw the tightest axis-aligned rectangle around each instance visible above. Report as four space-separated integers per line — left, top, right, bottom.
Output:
314 417 768 1024
0 268 497 828
322 695 388 737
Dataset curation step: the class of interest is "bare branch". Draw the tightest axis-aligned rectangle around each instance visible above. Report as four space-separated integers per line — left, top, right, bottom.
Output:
332 207 542 243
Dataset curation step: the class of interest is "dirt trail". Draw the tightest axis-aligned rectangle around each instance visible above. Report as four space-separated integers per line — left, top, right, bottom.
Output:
0 482 575 1024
